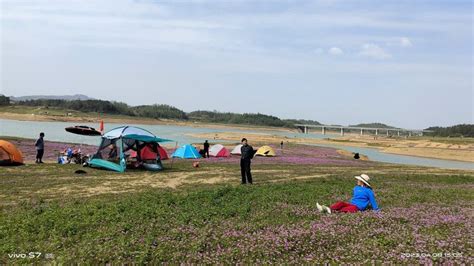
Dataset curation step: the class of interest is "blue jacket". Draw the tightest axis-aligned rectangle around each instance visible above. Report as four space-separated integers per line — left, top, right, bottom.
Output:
350 186 379 211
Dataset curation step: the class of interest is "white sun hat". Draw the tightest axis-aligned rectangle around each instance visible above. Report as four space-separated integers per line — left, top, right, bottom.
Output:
354 174 371 187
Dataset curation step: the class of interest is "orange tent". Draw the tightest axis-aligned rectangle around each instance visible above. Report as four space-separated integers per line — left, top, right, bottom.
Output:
0 140 24 165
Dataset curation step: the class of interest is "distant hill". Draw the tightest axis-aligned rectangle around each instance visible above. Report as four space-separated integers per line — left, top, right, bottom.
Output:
188 110 313 127
10 94 94 102
349 123 397 129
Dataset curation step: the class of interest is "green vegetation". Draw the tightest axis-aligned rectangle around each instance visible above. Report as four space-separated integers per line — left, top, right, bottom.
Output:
188 111 320 127
425 124 474 137
6 98 320 128
131 105 188 120
349 123 396 129
0 95 10 106
0 161 472 264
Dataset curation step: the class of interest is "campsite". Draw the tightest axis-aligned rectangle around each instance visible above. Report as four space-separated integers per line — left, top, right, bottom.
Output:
1 126 473 263
1 0 473 264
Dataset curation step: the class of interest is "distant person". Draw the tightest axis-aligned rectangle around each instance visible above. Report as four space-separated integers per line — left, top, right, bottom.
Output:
199 149 206 157
317 174 379 213
240 138 254 184
35 132 45 163
353 153 360 159
108 143 118 159
203 140 210 158
65 147 73 163
280 141 284 149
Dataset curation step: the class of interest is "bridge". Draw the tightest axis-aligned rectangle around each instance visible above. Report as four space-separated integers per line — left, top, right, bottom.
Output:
295 124 432 137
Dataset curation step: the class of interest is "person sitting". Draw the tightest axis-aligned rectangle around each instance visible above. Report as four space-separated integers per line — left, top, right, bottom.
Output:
317 174 379 213
60 147 74 163
108 144 118 159
70 148 82 164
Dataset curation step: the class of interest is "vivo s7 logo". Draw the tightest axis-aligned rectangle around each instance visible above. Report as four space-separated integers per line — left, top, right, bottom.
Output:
7 252 41 259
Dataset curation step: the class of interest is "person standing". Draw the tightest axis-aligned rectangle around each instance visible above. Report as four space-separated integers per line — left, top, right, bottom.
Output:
280 141 284 149
203 140 210 158
35 132 45 163
240 138 254 184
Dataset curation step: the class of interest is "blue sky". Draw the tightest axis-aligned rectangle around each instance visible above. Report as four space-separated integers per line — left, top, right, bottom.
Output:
1 0 472 128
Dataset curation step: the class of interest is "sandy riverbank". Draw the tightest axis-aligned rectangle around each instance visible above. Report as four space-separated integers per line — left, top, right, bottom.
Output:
188 132 474 163
2 111 473 163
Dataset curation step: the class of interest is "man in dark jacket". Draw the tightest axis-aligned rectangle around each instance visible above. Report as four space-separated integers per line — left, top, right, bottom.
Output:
240 138 254 184
35 132 45 163
203 140 210 158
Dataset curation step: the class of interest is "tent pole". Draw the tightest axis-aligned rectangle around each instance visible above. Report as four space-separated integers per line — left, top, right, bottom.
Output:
170 141 178 169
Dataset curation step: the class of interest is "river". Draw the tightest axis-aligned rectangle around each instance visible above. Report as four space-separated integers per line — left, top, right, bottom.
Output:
1 118 473 170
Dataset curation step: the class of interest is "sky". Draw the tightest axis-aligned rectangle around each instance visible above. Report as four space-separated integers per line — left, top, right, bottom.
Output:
0 0 473 128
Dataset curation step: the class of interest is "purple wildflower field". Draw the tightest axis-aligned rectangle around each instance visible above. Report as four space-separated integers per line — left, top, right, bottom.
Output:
2 139 472 264
10 139 97 162
153 204 472 264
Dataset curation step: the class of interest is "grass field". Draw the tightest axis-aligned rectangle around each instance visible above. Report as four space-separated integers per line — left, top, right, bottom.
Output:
1 159 473 264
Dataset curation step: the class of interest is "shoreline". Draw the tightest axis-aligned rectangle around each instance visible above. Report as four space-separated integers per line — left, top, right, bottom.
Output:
3 136 366 166
187 132 474 163
2 114 473 164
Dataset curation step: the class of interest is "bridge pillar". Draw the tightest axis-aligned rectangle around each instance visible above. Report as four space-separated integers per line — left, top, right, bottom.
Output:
386 130 389 136
409 132 412 137
360 129 363 136
397 131 400 136
375 129 378 135
321 127 326 135
340 127 344 136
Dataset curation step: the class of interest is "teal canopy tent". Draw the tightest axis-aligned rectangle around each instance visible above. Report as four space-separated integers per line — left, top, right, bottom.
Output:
89 126 172 172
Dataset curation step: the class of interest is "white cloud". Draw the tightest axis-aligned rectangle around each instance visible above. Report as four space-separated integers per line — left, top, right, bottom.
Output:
328 47 343 55
400 37 413 47
359 43 392 59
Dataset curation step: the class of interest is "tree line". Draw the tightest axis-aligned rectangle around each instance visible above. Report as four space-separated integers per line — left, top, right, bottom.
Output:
187 111 320 127
6 98 320 128
349 123 396 129
425 124 474 137
0 95 10 106
4 96 471 134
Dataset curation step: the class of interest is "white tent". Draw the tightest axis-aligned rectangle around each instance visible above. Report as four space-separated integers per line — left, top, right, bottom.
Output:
231 144 243 155
209 144 230 157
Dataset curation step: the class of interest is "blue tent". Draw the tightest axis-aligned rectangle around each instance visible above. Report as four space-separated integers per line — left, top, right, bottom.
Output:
172 144 202 159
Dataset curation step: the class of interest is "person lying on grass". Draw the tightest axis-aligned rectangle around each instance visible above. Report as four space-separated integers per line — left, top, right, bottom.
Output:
317 174 379 213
